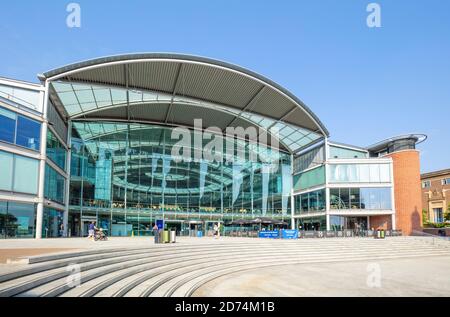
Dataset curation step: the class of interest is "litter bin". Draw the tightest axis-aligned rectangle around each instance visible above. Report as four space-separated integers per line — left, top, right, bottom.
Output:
170 230 176 243
197 231 203 238
380 230 385 239
163 230 170 243
375 230 381 239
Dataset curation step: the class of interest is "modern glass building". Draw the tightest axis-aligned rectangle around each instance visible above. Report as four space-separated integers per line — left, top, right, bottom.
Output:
0 54 425 238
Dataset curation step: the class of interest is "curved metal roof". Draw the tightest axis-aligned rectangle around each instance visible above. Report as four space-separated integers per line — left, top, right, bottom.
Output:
43 53 329 153
367 133 427 152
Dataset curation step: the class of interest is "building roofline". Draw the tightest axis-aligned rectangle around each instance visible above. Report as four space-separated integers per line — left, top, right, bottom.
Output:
421 168 450 180
41 52 330 137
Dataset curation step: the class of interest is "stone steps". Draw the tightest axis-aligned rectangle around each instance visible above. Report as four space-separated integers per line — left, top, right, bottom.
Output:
0 237 448 297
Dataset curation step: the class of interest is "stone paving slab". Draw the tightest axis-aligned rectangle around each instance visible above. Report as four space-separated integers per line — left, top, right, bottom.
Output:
194 255 450 297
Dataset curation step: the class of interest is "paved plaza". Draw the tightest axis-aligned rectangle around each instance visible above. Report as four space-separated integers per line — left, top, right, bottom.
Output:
0 236 449 297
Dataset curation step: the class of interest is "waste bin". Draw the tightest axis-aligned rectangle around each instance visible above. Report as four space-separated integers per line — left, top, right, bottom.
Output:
197 230 203 238
158 230 164 244
375 230 381 239
170 230 176 243
380 230 385 239
163 230 170 243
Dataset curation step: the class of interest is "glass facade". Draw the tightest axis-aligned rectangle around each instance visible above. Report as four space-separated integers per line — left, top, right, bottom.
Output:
68 121 292 236
0 201 36 238
329 145 367 159
294 189 326 214
42 208 64 238
293 146 324 174
330 187 392 210
0 150 39 194
297 216 326 231
293 165 325 191
0 106 41 151
44 164 66 205
329 163 391 183
46 129 67 171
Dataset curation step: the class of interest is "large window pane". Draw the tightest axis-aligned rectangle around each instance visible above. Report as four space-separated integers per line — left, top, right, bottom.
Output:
0 151 13 191
45 164 66 204
47 130 67 171
16 116 41 150
294 165 325 190
0 107 16 143
13 155 39 194
5 202 36 238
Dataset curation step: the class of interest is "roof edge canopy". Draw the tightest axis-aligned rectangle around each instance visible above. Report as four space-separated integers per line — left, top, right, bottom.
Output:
43 53 329 153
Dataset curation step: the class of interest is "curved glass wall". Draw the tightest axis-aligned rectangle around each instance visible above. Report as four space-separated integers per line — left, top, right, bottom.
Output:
68 121 292 236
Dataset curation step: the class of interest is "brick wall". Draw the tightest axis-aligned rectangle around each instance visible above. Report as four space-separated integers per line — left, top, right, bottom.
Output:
369 215 392 230
386 150 423 235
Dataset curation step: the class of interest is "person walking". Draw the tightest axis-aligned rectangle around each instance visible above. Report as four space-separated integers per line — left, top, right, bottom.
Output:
88 221 96 240
153 224 159 244
214 224 219 239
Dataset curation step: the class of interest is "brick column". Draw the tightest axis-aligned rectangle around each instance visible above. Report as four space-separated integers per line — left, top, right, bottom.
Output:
386 150 423 235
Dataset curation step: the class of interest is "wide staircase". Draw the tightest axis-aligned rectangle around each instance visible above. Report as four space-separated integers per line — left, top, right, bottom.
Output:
0 236 449 297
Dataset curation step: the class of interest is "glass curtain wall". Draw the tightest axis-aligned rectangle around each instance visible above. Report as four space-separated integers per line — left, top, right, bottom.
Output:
68 122 291 236
0 201 36 238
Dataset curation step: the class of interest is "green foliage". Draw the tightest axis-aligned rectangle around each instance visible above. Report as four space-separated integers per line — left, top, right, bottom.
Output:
422 209 429 225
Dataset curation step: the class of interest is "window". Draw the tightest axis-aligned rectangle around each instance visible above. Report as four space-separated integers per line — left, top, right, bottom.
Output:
0 201 36 239
442 178 450 186
46 129 67 170
0 106 41 151
0 150 39 195
0 151 14 191
294 189 326 214
329 164 391 184
329 146 367 159
330 187 392 210
422 181 431 188
13 155 39 194
433 208 443 223
0 107 16 143
44 164 66 204
294 165 325 190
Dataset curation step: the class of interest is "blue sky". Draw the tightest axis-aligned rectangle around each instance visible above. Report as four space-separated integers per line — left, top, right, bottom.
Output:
0 0 449 172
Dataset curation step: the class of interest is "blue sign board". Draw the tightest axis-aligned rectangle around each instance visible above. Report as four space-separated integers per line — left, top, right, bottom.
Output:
258 230 280 239
156 219 164 230
281 229 299 239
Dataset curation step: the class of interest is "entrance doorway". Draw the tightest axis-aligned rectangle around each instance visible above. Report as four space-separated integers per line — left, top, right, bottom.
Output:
81 216 97 237
188 221 203 237
345 217 368 230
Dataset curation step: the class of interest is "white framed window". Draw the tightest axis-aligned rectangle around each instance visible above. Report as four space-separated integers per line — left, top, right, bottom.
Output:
422 180 431 188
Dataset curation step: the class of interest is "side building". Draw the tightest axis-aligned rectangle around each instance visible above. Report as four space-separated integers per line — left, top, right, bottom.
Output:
421 169 450 224
293 134 426 236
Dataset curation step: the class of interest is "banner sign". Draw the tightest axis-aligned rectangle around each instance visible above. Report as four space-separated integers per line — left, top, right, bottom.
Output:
281 229 299 239
156 219 165 230
258 230 280 239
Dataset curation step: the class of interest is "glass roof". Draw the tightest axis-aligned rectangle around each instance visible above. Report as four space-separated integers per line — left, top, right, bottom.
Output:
54 81 322 153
